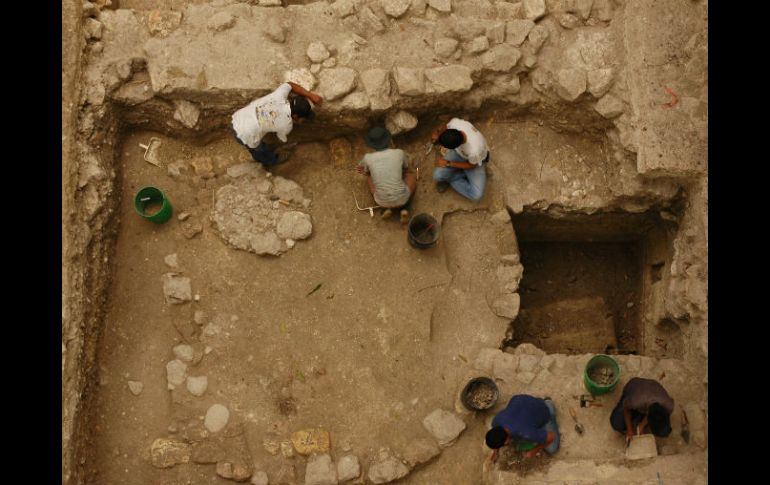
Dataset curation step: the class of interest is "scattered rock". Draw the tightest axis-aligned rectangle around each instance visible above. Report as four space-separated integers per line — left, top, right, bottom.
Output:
226 163 262 179
339 92 369 111
191 441 226 464
263 438 280 455
594 94 624 118
204 404 230 433
280 440 294 458
150 438 191 468
467 36 489 54
217 461 253 482
166 359 188 389
164 253 179 268
427 0 451 13
481 45 521 72
276 211 313 240
557 12 581 29
587 68 613 97
393 67 425 96
506 20 534 47
527 24 549 52
318 67 357 101
127 380 143 395
322 57 337 68
182 222 203 239
251 231 283 256
336 454 360 481
208 11 236 32
683 402 707 449
491 293 520 319
291 428 331 455
368 449 409 484
173 344 194 363
486 23 506 45
310 63 322 74
385 110 418 135
566 0 593 20
522 0 546 19
305 454 337 485
513 343 545 358
307 42 331 63
496 1 522 20
555 68 587 101
173 100 200 129
251 471 269 485
186 375 208 396
332 0 357 18
422 409 466 447
360 68 393 110
402 438 440 468
275 464 297 484
490 209 510 225
162 273 192 304
84 18 103 40
273 176 307 204
383 0 411 18
358 6 385 33
173 320 199 342
434 37 459 57
265 22 285 43
424 65 474 94
625 433 658 460
177 211 191 221
284 68 317 90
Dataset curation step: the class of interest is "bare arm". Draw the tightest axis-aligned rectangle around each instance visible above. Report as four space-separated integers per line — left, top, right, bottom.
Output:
435 157 476 170
623 407 634 442
524 432 555 458
287 82 323 106
430 123 449 144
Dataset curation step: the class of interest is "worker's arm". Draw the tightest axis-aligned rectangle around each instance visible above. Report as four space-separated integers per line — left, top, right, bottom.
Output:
637 414 649 435
355 159 368 175
435 157 476 170
523 432 555 459
287 82 323 106
623 407 634 443
430 123 449 144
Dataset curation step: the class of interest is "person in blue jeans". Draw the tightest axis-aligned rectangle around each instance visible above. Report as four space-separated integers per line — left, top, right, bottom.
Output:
430 118 490 201
485 394 560 464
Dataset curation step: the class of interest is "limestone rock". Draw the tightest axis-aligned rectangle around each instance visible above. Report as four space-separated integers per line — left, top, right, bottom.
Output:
305 453 337 485
265 22 285 43
393 67 425 96
273 177 307 204
523 0 546 19
291 428 331 455
587 68 613 97
150 438 191 468
422 409 466 447
226 163 262 179
474 348 503 373
204 404 230 433
516 371 536 384
486 23 506 45
518 353 540 372
684 402 707 449
182 222 203 239
566 0 593 20
318 68 357 101
166 360 188 389
191 441 225 464
360 68 393 110
368 449 409 484
147 10 182 37
194 310 207 325
339 92 369 111
500 254 520 265
276 211 313 240
336 454 360 481
385 110 418 136
162 273 192 304
496 1 521 20
491 293 520 319
307 42 331 63
625 434 658 460
208 12 236 32
251 471 269 485
427 0 452 13
594 94 624 118
490 209 510 225
513 343 545 358
358 6 385 33
434 37 459 57
216 461 252 482
402 438 440 468
84 18 103 40
481 45 521 72
127 380 143 395
425 65 473 94
173 344 194 362
259 0 282 5
322 57 337 68
383 0 411 18
557 13 581 29
527 24 549 52
284 68 317 90
555 68 587 101
251 231 284 256
186 375 208 396
492 352 518 379
496 264 523 293
332 0 357 18
164 253 178 268
467 36 489 54
506 20 534 46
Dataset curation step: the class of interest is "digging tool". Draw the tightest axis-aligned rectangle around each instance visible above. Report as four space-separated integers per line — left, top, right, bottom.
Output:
414 142 433 181
568 406 584 435
680 407 690 444
353 191 380 217
139 137 162 167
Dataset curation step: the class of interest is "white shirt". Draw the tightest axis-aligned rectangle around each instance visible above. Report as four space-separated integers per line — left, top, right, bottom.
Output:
232 83 293 148
447 118 489 165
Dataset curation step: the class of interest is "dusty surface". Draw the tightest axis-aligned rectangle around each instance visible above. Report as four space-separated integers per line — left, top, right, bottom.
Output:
63 1 708 484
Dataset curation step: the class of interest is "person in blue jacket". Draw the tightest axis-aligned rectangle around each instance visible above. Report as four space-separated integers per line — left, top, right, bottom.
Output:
485 394 560 463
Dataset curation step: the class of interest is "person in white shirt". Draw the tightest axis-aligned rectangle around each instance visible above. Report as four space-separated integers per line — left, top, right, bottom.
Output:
231 82 323 166
430 118 490 201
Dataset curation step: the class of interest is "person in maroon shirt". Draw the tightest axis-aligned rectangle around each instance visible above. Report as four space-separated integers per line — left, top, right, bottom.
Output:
610 377 674 446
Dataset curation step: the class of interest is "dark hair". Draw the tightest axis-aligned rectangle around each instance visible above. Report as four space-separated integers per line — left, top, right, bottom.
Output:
485 426 507 449
290 97 314 119
438 129 464 149
648 403 672 437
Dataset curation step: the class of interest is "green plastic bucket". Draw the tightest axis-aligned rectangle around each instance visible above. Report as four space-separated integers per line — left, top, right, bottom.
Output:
583 354 620 396
134 186 172 224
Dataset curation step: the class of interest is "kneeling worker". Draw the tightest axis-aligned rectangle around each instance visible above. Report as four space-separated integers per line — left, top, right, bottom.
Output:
485 394 560 463
610 377 673 446
356 127 416 224
431 118 489 201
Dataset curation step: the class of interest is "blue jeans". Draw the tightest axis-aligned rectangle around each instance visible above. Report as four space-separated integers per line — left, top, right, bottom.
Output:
543 400 561 454
432 149 487 201
232 129 279 166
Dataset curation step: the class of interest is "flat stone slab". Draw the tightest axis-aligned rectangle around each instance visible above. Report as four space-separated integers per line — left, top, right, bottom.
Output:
422 409 466 447
625 434 658 460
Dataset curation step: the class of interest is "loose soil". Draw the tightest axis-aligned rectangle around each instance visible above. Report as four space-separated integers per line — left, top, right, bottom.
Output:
588 366 616 386
465 381 497 410
497 446 551 476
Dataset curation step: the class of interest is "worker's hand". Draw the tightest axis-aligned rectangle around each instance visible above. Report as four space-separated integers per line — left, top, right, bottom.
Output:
311 94 323 106
355 165 367 175
435 158 448 168
625 429 633 446
524 448 541 459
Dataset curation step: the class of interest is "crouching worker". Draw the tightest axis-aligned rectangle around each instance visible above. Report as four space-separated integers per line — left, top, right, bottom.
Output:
356 127 416 224
610 377 673 446
485 394 560 463
231 82 323 166
431 118 489 201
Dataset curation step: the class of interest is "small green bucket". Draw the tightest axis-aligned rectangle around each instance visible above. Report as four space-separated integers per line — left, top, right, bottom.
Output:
134 186 172 224
583 354 621 396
